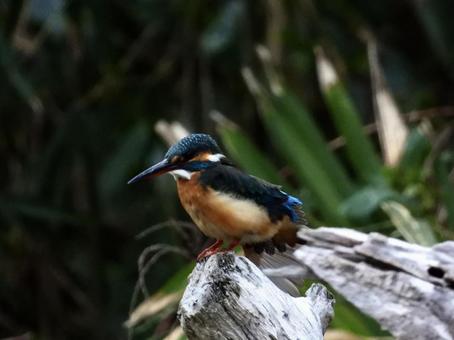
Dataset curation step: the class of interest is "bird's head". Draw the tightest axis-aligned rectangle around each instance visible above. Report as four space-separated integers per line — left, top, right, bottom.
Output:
128 133 227 183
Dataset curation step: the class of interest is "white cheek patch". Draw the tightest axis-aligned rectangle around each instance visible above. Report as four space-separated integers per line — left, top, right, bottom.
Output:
207 153 225 162
169 169 192 180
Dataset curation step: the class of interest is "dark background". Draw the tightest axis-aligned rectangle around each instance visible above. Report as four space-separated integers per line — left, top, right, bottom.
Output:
1 0 454 339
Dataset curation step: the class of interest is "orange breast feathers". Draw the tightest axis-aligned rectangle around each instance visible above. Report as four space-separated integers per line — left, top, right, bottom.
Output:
176 174 290 243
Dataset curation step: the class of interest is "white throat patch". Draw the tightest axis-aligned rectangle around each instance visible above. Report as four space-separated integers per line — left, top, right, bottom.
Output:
207 153 225 162
169 169 192 180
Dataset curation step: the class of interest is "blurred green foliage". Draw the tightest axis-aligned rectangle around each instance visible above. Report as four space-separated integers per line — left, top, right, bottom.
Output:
1 0 454 339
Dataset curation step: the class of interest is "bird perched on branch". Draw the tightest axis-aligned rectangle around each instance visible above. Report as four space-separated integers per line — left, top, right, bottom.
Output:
128 133 306 261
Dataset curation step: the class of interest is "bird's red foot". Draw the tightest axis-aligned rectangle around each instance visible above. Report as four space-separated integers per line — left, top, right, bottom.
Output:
197 239 223 261
196 239 241 261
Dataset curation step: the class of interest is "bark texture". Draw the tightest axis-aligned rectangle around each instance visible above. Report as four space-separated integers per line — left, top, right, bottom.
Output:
294 228 454 340
178 253 334 340
178 228 454 340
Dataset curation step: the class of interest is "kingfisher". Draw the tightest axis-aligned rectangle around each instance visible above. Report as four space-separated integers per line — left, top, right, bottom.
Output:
128 133 305 261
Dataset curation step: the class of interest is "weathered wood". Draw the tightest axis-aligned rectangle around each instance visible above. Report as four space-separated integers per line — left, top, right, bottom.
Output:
178 253 334 340
177 228 454 340
290 228 454 340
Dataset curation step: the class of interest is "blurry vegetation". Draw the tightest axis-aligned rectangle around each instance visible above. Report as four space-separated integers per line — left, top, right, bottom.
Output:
1 0 454 339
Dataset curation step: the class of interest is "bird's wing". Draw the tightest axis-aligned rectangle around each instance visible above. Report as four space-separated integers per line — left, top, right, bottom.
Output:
199 165 304 224
200 164 308 253
200 165 303 223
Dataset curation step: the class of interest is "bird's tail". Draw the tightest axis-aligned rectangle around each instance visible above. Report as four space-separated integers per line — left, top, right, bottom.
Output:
243 242 312 297
245 221 309 255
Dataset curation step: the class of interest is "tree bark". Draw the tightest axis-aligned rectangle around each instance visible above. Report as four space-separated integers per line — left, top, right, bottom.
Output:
178 253 334 340
292 228 454 340
177 228 454 340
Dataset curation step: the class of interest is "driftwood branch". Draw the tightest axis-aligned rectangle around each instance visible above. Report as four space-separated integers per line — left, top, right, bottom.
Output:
176 228 454 340
178 253 334 340
292 228 454 340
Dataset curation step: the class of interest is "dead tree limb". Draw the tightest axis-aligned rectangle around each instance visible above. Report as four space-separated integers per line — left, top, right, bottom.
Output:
177 228 454 340
178 253 334 340
293 228 454 340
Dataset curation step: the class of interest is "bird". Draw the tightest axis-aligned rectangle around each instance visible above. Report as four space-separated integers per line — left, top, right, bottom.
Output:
128 133 306 261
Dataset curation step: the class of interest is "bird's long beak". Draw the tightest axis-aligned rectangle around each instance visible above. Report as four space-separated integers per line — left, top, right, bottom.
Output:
127 158 176 184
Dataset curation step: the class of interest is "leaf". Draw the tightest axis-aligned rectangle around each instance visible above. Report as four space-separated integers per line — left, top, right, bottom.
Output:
398 124 432 183
125 291 182 328
367 35 409 167
212 111 285 185
243 68 348 224
254 47 353 197
381 201 437 246
341 186 398 222
315 46 383 184
271 90 354 197
155 120 190 146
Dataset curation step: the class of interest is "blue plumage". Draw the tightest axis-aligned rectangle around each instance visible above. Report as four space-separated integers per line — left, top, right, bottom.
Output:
182 161 217 172
165 134 221 160
199 164 305 224
283 194 304 223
